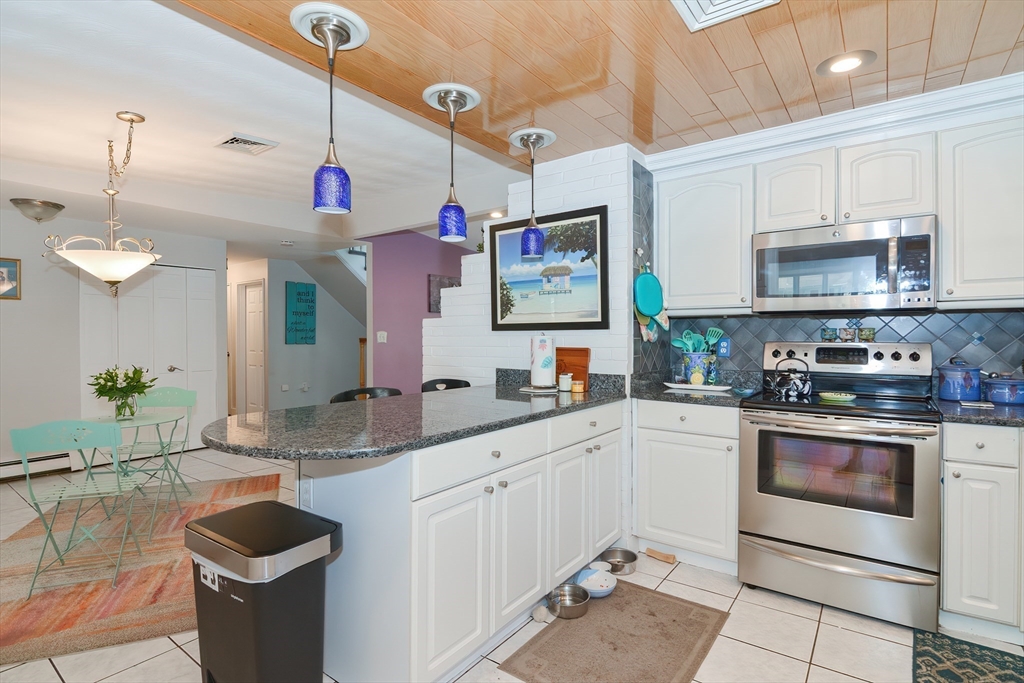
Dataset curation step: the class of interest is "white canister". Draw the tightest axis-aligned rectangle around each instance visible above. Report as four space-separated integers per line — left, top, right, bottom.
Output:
558 373 573 392
530 335 556 387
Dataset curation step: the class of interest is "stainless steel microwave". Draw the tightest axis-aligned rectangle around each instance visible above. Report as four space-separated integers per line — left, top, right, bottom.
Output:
752 216 935 313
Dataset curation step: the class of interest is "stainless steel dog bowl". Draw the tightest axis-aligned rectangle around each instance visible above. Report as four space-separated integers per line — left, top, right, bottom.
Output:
598 548 638 575
547 584 590 619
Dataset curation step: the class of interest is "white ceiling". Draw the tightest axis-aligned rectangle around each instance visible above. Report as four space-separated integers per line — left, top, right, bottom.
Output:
0 0 521 258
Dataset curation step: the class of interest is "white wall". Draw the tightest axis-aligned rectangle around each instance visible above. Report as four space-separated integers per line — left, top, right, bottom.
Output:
423 145 637 384
0 209 227 464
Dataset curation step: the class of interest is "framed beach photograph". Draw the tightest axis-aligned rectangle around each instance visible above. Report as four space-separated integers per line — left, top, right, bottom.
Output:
489 206 609 331
0 258 21 300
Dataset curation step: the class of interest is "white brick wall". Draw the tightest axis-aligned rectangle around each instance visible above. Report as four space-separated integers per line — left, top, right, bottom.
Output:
423 144 635 384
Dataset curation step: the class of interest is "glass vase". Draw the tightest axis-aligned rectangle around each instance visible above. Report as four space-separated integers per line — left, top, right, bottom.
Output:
115 395 138 421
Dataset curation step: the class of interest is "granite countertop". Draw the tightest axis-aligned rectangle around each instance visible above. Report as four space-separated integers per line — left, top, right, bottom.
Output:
936 400 1024 428
632 384 745 408
201 386 625 460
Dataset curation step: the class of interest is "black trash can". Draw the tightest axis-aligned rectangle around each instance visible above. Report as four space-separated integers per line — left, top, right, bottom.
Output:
184 500 342 683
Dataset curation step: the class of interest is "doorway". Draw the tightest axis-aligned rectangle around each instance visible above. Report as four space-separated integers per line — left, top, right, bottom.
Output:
237 280 266 414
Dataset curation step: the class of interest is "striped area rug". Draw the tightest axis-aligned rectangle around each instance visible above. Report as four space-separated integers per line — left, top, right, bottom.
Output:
0 474 280 665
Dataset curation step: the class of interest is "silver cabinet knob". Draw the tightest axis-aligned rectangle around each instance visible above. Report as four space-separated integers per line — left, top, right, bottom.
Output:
484 486 494 493
946 289 954 295
589 421 597 427
491 450 501 458
952 471 961 478
586 447 593 453
833 230 841 237
679 415 687 422
167 365 183 372
498 481 508 488
844 212 850 219
741 296 747 302
593 444 601 450
820 214 827 221
976 442 985 449
726 445 734 451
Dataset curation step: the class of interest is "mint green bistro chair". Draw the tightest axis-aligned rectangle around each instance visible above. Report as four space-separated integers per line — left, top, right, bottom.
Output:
10 421 146 597
117 387 197 517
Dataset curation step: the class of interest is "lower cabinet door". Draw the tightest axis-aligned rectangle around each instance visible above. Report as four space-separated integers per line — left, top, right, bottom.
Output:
943 461 1019 625
492 457 547 633
589 430 622 556
550 444 589 586
412 477 491 682
637 428 738 561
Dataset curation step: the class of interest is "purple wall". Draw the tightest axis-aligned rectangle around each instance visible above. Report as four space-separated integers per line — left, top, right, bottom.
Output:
366 230 471 394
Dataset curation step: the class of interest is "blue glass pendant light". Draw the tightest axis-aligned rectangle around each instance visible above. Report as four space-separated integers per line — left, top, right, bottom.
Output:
508 128 557 261
424 84 481 242
291 5 370 214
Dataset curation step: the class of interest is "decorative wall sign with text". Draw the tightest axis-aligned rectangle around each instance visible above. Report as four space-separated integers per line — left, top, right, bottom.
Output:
285 281 316 344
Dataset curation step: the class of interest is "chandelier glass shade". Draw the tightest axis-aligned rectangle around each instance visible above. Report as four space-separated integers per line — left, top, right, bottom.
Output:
43 112 159 296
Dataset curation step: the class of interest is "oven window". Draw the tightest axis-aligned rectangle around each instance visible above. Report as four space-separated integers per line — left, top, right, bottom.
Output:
755 239 891 298
757 431 914 517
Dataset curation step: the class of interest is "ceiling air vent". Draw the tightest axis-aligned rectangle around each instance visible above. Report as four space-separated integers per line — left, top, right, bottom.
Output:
671 0 780 32
215 132 279 156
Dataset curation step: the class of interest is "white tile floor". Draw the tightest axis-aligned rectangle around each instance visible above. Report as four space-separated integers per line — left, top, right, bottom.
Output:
3 453 1021 683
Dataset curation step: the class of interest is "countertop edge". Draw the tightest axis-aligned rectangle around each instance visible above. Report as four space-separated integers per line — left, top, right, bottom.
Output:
201 393 627 460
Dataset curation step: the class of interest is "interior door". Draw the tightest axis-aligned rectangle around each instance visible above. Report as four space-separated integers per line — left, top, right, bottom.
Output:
187 269 218 448
492 456 547 633
244 282 265 413
153 268 188 390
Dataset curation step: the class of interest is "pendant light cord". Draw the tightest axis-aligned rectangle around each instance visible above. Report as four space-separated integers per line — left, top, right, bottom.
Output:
530 145 536 219
450 118 455 189
328 57 335 144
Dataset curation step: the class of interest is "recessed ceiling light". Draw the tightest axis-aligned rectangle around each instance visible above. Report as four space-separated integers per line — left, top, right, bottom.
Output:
490 211 503 218
280 240 294 247
816 50 877 77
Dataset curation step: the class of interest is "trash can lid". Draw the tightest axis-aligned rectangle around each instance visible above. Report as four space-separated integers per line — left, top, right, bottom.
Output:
186 501 341 558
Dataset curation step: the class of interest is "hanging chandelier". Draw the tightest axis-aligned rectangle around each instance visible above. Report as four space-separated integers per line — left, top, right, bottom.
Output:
290 3 369 214
508 128 556 261
44 112 160 297
423 83 480 242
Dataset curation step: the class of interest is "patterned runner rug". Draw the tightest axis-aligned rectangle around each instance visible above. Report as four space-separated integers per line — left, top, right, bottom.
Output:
0 474 280 665
914 630 1024 682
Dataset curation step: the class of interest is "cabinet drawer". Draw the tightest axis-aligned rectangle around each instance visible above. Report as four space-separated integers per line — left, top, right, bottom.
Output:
411 422 547 500
943 423 1019 468
637 400 739 439
548 403 622 452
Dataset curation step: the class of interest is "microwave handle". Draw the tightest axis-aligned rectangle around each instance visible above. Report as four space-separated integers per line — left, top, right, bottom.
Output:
741 537 937 586
887 237 899 294
744 416 938 438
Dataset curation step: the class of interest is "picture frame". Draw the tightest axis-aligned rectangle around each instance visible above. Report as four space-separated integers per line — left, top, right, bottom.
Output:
0 258 21 300
489 206 609 331
428 274 461 313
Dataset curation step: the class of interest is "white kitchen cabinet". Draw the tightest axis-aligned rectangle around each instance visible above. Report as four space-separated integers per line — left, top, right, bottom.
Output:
838 133 935 223
589 430 622 557
637 427 738 561
549 444 589 586
658 165 753 311
938 118 1024 303
491 457 547 633
942 461 1019 626
755 147 836 232
412 477 491 682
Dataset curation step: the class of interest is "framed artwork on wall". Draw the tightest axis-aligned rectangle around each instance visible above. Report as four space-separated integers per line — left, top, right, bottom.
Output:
0 258 21 300
489 206 609 331
428 274 461 313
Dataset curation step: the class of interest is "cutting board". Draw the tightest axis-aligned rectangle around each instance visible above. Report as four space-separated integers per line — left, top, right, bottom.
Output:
556 347 591 391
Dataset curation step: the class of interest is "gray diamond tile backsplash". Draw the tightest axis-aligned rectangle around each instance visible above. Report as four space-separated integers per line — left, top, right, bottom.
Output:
670 310 1024 377
632 160 668 375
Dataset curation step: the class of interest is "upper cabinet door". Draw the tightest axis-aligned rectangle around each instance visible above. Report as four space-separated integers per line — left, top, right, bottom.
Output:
658 165 753 311
839 133 936 223
755 148 836 232
939 118 1024 302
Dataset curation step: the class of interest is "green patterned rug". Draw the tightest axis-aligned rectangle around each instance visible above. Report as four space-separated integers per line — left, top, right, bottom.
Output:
914 630 1024 682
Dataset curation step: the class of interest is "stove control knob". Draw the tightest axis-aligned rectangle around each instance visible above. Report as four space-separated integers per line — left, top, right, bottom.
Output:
873 351 884 361
786 350 796 358
771 349 782 358
891 351 902 361
909 352 921 362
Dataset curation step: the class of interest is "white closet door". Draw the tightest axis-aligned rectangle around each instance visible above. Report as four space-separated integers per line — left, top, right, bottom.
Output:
153 268 188 390
187 269 218 449
116 269 155 375
80 275 117 420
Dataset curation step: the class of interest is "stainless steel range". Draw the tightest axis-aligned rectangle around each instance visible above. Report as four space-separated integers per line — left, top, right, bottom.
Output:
738 341 941 631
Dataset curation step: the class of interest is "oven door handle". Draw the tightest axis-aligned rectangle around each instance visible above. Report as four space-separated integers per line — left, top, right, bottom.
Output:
741 538 937 586
744 417 938 438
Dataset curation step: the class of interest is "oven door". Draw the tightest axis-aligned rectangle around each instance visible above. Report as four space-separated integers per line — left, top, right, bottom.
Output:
739 410 940 571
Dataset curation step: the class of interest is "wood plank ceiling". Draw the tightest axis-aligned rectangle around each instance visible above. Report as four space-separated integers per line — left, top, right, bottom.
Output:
180 0 1024 164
